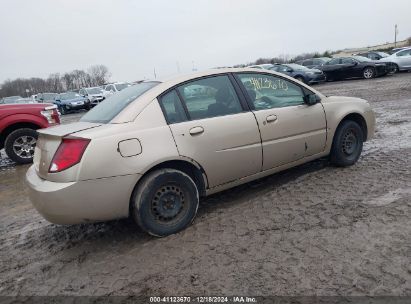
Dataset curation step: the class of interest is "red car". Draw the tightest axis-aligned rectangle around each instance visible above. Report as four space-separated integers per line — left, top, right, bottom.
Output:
0 103 60 164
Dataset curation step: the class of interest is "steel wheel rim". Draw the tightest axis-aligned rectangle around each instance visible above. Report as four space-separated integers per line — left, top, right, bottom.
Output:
13 135 36 158
364 69 373 79
342 129 358 156
151 184 186 223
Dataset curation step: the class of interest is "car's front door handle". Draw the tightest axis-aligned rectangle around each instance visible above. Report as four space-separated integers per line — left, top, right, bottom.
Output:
189 126 204 135
266 115 278 123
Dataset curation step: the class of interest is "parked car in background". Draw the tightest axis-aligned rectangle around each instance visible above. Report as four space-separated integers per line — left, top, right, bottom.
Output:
0 96 23 104
26 68 375 237
53 92 91 115
79 87 105 107
355 51 389 61
389 47 408 54
295 57 331 69
247 64 274 70
103 82 132 98
0 103 59 164
379 47 411 72
37 93 58 103
318 56 390 81
14 98 37 104
268 63 326 84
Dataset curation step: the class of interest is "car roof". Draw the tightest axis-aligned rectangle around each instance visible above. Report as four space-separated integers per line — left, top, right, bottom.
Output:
112 68 324 123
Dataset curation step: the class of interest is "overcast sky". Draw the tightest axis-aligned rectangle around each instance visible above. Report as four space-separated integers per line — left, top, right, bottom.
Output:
0 0 410 83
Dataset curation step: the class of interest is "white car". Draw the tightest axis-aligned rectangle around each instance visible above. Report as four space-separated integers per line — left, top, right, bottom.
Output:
103 82 132 98
79 87 105 107
380 47 411 72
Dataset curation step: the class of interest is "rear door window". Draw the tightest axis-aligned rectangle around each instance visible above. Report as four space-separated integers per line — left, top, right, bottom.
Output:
176 75 243 120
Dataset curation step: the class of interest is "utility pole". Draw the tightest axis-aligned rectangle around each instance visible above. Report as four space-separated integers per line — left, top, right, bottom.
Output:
394 24 398 48
153 67 157 79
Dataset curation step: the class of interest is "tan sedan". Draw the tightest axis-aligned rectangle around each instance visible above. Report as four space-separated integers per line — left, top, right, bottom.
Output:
26 68 375 236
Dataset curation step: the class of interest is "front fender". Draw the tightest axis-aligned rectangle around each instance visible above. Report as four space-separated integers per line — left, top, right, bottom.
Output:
322 96 375 152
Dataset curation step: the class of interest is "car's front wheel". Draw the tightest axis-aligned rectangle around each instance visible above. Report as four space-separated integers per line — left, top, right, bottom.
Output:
59 105 67 115
131 169 199 237
295 76 306 83
4 128 38 164
363 67 375 79
330 120 364 167
392 64 400 73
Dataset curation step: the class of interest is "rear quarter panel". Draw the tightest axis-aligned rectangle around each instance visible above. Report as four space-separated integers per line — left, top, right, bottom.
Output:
74 100 181 181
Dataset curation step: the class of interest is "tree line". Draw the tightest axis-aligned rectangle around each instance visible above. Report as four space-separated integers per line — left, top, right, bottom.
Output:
232 50 333 68
0 64 111 98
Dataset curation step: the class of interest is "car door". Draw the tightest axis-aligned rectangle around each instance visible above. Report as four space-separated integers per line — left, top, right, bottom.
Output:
341 58 361 78
235 72 327 171
321 58 341 80
395 49 411 68
158 75 262 188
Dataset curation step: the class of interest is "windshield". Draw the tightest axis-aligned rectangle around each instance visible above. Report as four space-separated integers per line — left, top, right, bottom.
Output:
115 83 131 91
86 87 103 94
42 93 57 100
80 82 160 123
286 64 311 71
376 52 389 57
352 56 372 62
59 92 81 100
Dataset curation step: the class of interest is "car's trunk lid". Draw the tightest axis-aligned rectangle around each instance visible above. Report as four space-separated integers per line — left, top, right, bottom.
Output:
34 122 102 179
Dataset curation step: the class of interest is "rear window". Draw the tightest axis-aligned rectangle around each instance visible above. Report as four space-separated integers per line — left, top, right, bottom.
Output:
80 82 159 123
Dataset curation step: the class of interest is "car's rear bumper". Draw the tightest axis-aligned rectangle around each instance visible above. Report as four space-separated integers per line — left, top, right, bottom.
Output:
26 165 141 224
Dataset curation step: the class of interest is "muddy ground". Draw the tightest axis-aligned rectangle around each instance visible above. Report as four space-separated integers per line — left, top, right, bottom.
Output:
0 73 410 297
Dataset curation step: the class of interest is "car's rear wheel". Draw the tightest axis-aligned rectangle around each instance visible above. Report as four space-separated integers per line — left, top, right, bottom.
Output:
131 169 199 237
330 120 364 167
4 128 38 164
363 67 375 79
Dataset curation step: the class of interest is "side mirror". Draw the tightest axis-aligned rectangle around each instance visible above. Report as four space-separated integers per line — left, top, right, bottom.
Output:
304 94 321 106
352 61 358 66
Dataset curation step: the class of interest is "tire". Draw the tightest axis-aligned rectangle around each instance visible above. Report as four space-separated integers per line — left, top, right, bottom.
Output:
131 169 199 237
330 120 364 167
363 67 375 79
4 128 38 164
392 64 399 73
295 76 305 83
59 105 67 115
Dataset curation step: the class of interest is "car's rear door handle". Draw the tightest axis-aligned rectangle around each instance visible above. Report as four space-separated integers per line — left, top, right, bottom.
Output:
189 126 204 135
266 115 278 123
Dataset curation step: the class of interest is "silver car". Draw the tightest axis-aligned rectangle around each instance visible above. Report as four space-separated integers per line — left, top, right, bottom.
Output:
26 68 375 237
380 47 411 72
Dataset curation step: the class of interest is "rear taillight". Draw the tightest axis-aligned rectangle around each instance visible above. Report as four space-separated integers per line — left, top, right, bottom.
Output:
41 105 60 124
49 138 90 173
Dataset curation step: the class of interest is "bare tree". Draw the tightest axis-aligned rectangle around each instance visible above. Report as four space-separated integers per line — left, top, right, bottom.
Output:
0 64 111 98
88 65 111 86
